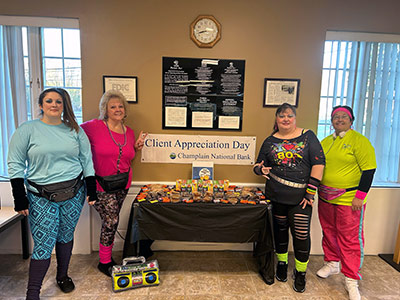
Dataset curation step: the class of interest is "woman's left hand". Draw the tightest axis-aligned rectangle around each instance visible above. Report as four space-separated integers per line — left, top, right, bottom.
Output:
352 197 363 211
135 131 148 150
300 197 313 209
86 196 96 206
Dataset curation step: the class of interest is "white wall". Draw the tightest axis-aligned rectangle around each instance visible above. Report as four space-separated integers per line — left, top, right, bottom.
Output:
1 181 399 256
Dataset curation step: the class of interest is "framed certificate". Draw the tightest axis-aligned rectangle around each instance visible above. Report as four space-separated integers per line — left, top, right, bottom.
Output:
263 78 300 107
103 75 138 103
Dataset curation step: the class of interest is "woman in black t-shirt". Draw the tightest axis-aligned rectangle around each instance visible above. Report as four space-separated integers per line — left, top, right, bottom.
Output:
254 103 325 293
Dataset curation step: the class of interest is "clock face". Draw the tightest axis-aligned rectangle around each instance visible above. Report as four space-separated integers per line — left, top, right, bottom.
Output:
193 18 219 44
190 15 221 47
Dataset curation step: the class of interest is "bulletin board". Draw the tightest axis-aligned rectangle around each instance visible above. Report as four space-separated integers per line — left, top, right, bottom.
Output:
162 57 245 131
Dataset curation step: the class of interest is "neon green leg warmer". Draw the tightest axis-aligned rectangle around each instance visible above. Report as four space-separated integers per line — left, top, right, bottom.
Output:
276 252 288 263
295 258 309 272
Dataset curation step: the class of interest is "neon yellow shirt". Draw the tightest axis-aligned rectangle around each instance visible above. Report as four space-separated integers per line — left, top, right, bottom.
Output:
320 130 376 206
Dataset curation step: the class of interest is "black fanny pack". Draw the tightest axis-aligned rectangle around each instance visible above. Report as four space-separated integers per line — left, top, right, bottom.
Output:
28 172 84 202
96 169 129 193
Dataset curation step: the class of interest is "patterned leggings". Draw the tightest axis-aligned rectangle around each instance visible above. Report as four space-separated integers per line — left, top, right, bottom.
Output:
27 186 85 260
94 189 128 246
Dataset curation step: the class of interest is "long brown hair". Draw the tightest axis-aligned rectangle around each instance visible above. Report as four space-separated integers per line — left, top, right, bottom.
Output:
38 88 80 133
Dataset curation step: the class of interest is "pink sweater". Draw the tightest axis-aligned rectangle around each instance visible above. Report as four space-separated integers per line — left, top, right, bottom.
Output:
81 119 136 192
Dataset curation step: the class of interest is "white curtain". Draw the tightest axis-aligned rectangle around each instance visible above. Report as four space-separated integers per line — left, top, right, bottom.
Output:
0 25 27 177
353 42 400 182
344 42 400 183
320 40 400 183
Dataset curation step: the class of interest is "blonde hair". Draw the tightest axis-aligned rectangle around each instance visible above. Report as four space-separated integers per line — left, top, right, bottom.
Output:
98 90 129 120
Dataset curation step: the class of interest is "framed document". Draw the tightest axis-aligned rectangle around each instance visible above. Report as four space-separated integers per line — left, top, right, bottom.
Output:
162 57 245 131
263 78 300 107
103 75 138 103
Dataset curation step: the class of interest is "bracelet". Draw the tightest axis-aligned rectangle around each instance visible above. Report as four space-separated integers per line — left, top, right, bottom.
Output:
305 183 317 201
304 190 315 201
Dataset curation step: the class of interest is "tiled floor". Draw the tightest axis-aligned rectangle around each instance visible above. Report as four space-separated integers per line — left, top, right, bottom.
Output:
0 251 399 299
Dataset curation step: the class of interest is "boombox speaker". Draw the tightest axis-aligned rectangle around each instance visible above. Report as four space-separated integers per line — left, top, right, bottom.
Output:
112 256 160 292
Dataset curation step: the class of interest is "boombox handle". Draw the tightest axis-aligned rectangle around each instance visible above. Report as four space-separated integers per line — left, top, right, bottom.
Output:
122 256 146 266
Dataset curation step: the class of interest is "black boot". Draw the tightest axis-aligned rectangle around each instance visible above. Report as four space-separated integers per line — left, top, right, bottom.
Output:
97 258 117 277
26 258 51 300
293 269 306 293
275 261 288 282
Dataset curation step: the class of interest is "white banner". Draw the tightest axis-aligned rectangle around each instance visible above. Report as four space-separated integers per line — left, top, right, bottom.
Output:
141 134 256 165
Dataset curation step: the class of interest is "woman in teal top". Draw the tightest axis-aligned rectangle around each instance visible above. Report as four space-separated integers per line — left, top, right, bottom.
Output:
7 88 97 300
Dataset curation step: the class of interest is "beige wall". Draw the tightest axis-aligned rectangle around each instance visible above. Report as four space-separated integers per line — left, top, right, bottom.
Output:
1 0 400 183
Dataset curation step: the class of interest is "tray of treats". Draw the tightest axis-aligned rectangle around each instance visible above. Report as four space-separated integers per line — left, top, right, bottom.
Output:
134 180 268 205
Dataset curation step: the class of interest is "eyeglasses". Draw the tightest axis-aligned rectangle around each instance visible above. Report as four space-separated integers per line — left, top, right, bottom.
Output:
332 115 350 120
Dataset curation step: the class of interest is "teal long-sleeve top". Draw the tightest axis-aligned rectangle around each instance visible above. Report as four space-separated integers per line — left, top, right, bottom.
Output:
7 119 95 190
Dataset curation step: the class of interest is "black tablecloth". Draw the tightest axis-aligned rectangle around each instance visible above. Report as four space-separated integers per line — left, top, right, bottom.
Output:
123 201 275 284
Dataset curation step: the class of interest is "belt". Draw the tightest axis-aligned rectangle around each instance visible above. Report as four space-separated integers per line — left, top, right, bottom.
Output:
269 172 307 189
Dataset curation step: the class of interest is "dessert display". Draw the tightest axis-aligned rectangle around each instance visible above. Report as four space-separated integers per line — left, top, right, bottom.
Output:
134 180 268 205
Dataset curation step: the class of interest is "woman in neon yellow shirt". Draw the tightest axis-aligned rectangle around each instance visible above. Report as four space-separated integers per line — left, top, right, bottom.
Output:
317 105 376 300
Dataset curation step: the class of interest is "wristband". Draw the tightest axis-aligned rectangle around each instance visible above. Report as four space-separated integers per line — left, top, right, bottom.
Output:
304 187 316 200
85 176 98 202
355 190 367 200
10 178 29 211
304 176 320 201
308 176 320 188
253 164 263 176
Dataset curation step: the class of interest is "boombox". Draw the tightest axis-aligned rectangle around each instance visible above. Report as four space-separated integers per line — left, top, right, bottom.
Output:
111 256 160 292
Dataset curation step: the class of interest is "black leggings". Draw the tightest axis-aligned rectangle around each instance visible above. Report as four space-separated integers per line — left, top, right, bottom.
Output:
272 201 312 262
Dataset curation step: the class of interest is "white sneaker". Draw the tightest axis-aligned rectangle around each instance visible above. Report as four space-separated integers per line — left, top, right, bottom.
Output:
345 277 361 300
316 261 340 278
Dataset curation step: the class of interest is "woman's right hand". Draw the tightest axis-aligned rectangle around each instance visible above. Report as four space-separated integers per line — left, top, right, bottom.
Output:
135 131 148 150
17 209 29 216
255 160 272 179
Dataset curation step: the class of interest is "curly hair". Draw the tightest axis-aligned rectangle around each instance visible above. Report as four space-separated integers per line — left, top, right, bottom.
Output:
98 90 129 120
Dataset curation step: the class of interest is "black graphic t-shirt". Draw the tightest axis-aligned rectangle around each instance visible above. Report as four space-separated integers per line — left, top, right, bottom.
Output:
256 130 325 205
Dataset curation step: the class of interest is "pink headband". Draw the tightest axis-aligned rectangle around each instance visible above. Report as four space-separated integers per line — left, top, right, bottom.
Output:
331 107 353 120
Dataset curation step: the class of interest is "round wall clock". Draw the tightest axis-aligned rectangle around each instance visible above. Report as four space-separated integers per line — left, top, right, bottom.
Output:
190 15 221 48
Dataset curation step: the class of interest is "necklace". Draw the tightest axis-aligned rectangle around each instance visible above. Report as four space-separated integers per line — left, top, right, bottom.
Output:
105 121 127 173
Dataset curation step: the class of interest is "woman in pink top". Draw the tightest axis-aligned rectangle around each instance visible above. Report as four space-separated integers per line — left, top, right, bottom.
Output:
81 90 147 276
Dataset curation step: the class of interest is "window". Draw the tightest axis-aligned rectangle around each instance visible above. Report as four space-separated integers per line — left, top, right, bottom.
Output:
41 28 82 121
318 32 400 184
0 16 81 177
22 27 83 122
22 27 32 119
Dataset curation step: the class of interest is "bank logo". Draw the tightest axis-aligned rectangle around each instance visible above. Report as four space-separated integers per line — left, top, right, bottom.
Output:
169 153 177 159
